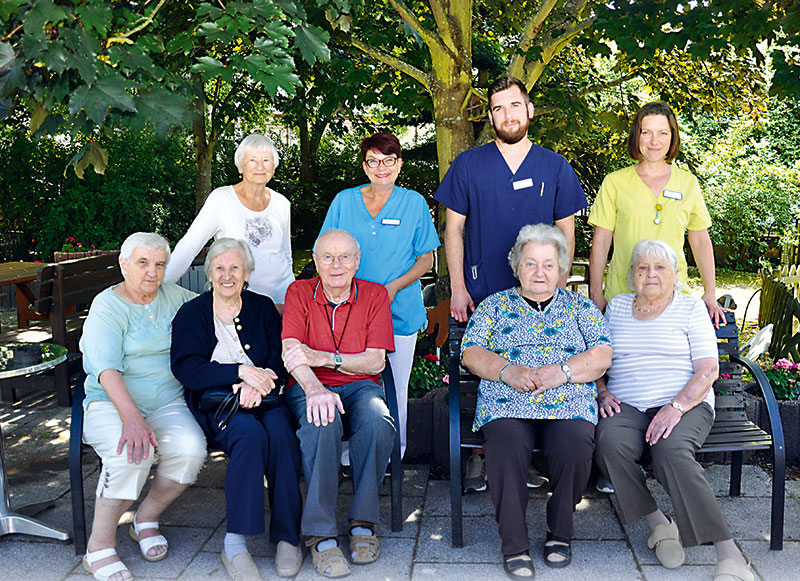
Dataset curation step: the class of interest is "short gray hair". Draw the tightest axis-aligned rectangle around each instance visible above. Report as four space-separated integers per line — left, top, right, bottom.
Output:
120 232 170 263
507 224 570 279
234 133 280 172
313 229 361 254
627 239 683 291
204 238 255 285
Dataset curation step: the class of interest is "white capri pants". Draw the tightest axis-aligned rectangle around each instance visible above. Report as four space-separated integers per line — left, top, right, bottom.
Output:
83 398 207 500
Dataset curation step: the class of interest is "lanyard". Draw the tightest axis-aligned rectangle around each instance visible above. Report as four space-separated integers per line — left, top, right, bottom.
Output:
324 300 353 354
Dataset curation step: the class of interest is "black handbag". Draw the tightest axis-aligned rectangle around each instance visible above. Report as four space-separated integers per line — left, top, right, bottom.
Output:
198 387 281 430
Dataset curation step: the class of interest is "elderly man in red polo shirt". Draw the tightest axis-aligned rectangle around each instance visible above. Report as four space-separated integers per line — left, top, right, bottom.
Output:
282 229 396 578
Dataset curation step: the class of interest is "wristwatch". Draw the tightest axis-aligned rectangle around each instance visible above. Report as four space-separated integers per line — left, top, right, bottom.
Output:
333 353 343 372
560 363 572 383
670 400 685 415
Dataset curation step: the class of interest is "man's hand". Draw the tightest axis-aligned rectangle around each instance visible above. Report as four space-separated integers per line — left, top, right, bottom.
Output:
305 385 345 427
283 343 329 373
117 416 157 464
450 286 475 322
590 290 608 313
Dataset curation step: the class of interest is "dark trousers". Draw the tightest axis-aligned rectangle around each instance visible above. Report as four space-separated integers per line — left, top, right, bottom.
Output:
595 401 732 547
482 418 595 556
202 403 302 543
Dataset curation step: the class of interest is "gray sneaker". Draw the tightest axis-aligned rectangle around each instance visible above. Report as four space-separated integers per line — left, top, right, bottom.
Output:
596 475 615 494
526 465 549 489
463 454 487 493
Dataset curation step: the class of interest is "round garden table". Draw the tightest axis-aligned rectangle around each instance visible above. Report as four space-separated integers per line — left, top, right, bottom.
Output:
0 342 70 541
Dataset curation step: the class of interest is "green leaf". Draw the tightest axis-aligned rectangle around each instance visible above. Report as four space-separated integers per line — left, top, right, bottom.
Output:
294 25 330 65
0 42 13 69
94 76 137 113
29 101 48 133
190 56 226 78
23 0 69 35
75 2 112 35
134 87 192 134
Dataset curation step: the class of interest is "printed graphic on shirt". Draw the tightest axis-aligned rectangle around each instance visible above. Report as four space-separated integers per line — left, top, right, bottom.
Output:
245 216 273 247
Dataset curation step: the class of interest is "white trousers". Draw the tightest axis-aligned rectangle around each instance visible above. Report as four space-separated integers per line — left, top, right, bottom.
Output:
388 333 417 458
83 398 207 500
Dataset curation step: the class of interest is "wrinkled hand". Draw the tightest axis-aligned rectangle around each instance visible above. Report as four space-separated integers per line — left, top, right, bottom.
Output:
598 390 621 418
450 287 475 323
305 385 345 427
236 382 263 409
645 405 682 445
703 293 727 329
118 415 157 464
530 364 568 391
501 364 541 394
237 365 277 395
591 291 608 313
283 343 329 373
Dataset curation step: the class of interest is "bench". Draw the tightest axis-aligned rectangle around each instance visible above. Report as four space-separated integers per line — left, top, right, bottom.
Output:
447 310 785 550
69 360 404 555
0 253 122 406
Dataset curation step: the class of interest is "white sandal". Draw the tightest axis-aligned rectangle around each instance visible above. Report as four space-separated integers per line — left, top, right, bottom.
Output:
129 516 168 562
82 547 131 581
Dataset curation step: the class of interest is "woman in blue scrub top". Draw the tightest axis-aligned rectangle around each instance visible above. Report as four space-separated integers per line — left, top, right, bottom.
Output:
320 132 441 457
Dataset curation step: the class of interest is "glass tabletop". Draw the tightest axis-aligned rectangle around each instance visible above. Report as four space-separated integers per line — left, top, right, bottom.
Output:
0 343 68 379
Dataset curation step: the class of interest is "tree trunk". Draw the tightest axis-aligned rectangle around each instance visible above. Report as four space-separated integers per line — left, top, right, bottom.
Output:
298 116 315 186
191 76 213 213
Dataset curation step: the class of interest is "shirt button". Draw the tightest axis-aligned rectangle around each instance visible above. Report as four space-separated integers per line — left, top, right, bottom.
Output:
236 325 242 330
234 317 239 323
244 344 250 350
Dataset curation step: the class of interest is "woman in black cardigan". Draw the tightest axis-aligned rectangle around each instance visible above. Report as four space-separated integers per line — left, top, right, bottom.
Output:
171 238 302 581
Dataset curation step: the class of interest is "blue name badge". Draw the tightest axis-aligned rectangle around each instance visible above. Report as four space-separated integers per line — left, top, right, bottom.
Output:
381 218 400 225
662 189 683 200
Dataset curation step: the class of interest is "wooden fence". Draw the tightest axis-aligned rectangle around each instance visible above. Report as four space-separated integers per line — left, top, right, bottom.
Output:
760 266 800 360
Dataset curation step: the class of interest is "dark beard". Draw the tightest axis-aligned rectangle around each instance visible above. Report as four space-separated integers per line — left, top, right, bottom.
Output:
492 119 529 144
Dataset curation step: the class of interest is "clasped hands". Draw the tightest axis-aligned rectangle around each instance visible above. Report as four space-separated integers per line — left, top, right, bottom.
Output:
234 365 277 409
502 363 566 395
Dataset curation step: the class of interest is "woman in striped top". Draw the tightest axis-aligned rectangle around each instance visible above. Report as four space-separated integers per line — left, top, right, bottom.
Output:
595 239 752 581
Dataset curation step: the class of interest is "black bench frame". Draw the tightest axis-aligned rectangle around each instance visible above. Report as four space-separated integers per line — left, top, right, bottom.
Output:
448 311 785 550
70 361 403 555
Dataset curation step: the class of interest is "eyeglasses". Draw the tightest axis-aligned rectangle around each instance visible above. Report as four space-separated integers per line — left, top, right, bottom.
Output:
654 203 663 225
316 253 357 265
365 157 398 168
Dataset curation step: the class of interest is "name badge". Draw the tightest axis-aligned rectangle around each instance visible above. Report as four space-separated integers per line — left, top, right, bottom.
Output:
512 178 533 190
381 218 400 225
662 189 683 200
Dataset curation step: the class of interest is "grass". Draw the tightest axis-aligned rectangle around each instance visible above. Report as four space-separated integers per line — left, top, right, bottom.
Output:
686 266 760 290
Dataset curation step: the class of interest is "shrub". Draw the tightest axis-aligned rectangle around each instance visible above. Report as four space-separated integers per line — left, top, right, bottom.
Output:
762 358 800 401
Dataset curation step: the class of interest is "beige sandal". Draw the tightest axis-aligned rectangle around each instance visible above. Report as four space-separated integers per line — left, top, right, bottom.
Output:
348 531 380 565
310 541 350 578
715 553 754 581
647 516 684 569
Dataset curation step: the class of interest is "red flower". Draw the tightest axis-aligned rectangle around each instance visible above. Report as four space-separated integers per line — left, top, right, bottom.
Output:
424 353 439 362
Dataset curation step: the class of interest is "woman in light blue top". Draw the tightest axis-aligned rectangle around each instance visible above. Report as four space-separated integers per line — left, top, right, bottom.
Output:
79 232 206 581
320 132 440 456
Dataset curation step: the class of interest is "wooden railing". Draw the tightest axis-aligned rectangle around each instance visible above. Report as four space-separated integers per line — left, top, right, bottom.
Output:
759 267 800 360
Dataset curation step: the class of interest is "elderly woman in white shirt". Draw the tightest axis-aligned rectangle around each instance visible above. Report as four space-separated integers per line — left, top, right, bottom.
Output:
165 133 294 310
596 239 752 581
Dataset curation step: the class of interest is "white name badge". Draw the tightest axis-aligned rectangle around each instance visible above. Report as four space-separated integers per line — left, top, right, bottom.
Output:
381 218 401 225
663 189 683 200
512 178 533 190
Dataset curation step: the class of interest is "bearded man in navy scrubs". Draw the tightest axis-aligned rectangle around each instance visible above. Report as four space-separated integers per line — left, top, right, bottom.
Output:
435 76 587 323
434 75 588 495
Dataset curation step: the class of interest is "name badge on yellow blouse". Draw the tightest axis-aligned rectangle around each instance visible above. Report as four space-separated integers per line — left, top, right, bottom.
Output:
662 189 683 200
381 218 400 225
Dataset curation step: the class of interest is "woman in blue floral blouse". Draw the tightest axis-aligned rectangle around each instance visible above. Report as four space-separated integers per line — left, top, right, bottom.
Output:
461 223 612 580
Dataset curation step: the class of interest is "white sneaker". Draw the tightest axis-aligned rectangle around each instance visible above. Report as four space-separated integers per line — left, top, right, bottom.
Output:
526 465 549 489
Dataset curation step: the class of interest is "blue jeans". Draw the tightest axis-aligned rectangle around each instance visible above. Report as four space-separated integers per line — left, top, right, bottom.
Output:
285 379 396 538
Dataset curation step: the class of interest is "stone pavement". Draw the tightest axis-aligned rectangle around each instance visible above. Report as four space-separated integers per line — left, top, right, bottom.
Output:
1 389 799 581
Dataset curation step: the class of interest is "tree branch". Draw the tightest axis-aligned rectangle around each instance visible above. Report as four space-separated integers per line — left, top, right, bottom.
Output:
106 0 168 47
336 30 431 90
533 70 642 116
387 0 447 55
508 0 559 79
